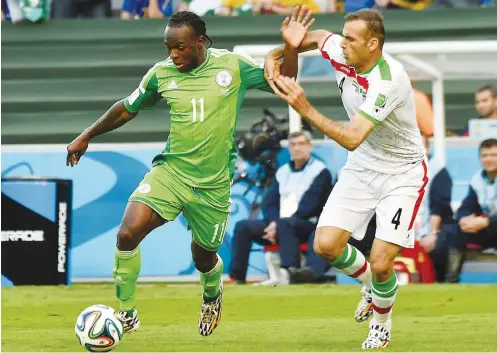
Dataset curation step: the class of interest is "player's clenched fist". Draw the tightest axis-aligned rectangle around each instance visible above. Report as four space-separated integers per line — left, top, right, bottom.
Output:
273 76 312 116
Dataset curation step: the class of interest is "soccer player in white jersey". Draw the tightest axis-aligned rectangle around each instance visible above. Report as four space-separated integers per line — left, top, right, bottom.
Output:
265 9 427 349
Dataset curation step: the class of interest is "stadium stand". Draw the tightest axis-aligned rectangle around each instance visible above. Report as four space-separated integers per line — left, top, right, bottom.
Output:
2 8 497 144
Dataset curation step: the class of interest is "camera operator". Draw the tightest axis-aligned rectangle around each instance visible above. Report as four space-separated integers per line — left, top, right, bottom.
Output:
229 130 332 284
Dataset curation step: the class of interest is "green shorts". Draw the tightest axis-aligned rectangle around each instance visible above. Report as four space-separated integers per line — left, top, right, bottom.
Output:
129 164 231 251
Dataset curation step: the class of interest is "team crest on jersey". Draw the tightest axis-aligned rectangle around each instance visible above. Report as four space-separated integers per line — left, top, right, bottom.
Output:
375 93 387 107
216 70 233 87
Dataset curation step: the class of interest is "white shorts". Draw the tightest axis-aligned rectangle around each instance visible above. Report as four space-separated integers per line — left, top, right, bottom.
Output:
317 160 428 248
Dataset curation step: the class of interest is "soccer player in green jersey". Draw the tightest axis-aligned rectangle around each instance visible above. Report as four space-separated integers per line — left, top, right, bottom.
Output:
66 9 314 336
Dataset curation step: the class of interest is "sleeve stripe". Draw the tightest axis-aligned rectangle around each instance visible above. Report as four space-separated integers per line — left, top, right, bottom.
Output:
123 99 138 113
358 109 381 125
320 33 334 53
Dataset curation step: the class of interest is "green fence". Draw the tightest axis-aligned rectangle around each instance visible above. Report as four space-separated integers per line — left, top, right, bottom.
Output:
2 8 497 143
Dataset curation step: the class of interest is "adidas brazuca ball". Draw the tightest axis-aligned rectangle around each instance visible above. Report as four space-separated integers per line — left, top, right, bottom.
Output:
75 304 124 352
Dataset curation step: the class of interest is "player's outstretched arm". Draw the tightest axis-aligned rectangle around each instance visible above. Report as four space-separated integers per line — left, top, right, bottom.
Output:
273 76 376 151
266 28 331 61
298 29 332 53
66 101 137 167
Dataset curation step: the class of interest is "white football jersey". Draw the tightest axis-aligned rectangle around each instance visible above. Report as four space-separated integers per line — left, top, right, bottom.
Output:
320 33 425 174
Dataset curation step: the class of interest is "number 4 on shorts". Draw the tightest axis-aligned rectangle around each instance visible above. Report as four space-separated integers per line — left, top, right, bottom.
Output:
391 208 402 230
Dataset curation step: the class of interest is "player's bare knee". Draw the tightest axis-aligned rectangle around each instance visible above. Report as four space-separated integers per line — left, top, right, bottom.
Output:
314 235 344 261
370 254 394 280
193 254 216 273
313 238 322 257
116 224 140 251
192 243 217 273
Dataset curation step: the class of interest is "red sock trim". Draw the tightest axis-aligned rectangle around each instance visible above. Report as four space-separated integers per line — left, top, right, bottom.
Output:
373 303 393 314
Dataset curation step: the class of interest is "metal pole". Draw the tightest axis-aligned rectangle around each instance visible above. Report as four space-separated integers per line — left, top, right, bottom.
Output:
288 57 303 133
432 78 447 166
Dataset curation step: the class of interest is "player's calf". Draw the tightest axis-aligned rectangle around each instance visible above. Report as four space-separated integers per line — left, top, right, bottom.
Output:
366 240 400 347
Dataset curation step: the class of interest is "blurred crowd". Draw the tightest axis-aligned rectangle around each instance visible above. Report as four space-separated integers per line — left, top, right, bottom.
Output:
1 0 495 22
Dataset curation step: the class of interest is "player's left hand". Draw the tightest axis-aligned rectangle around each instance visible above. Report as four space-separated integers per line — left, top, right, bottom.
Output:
273 76 312 116
280 6 315 50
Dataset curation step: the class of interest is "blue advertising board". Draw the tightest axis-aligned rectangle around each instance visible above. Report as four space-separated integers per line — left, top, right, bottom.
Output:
1 140 480 280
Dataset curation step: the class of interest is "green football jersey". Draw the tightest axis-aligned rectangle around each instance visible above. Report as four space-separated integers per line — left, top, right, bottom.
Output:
124 48 272 188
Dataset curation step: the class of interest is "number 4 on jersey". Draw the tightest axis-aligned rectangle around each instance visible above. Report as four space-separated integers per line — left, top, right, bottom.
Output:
339 77 345 95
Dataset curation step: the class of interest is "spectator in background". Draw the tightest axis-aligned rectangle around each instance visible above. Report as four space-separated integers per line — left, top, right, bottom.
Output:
52 0 111 18
431 0 484 7
412 86 435 149
186 0 222 15
377 0 431 9
463 85 497 136
2 0 7 21
314 0 338 11
253 0 321 15
419 141 454 282
218 0 252 15
442 138 497 283
121 0 186 19
219 0 320 16
343 0 375 12
229 131 332 284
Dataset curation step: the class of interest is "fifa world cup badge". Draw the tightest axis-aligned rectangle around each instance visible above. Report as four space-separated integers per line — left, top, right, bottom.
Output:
375 93 387 107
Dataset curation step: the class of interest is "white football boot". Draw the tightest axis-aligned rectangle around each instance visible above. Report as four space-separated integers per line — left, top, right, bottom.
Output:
355 286 373 323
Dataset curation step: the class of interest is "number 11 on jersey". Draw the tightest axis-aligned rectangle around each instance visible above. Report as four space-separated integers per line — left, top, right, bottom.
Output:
191 98 204 122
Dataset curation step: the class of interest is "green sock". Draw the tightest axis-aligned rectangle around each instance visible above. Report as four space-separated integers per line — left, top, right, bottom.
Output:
200 254 223 300
112 246 141 311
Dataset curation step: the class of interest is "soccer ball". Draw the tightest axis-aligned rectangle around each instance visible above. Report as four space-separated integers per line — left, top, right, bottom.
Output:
75 304 124 352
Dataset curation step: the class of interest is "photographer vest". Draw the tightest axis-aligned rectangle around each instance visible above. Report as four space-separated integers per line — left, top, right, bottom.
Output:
276 157 327 219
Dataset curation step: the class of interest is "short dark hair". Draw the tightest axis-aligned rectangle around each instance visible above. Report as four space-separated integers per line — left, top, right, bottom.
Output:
168 11 213 47
344 9 385 49
288 130 312 142
480 138 497 151
476 84 497 97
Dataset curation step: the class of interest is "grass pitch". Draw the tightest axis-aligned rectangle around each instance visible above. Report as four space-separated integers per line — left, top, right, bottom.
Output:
2 283 496 352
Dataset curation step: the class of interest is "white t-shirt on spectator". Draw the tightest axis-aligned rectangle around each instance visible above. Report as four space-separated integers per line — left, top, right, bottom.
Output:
188 0 222 15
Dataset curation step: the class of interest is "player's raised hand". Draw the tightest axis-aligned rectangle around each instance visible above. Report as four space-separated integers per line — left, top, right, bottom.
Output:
66 132 90 167
280 6 315 50
273 76 312 116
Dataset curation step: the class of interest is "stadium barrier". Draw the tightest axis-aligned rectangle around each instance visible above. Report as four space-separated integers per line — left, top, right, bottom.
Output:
1 178 72 287
1 138 490 283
